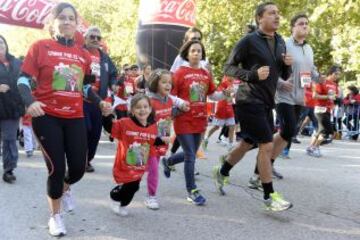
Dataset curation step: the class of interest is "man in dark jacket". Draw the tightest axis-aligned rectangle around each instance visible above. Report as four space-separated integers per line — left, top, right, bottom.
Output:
213 2 293 211
0 35 24 183
83 26 118 172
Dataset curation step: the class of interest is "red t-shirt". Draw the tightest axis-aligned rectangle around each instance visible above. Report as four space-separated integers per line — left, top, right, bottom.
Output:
314 79 338 111
111 118 157 184
215 77 234 119
150 97 173 156
304 82 315 107
22 39 91 118
172 66 216 134
88 49 101 93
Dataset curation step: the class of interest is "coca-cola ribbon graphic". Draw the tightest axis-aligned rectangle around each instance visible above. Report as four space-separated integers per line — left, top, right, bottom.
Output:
139 0 196 27
0 0 56 29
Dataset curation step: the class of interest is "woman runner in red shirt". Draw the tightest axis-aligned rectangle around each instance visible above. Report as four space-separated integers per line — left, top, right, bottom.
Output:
17 2 111 237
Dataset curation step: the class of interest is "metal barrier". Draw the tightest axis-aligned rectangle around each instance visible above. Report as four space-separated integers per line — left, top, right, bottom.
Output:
341 104 360 140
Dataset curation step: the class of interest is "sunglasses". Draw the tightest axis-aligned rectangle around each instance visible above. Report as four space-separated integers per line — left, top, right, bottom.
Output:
89 35 102 41
191 37 201 41
124 68 130 71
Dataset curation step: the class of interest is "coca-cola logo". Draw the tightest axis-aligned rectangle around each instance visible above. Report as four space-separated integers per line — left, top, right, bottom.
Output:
158 0 195 24
140 0 196 27
0 0 55 28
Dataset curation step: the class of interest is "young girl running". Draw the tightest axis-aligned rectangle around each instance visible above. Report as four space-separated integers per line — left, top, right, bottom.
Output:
110 94 167 216
204 76 236 150
162 40 228 205
144 69 189 210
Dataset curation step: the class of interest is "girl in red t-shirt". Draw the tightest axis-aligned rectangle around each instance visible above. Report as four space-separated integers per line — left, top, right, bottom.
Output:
143 69 189 210
162 40 227 205
110 94 167 216
17 3 111 237
204 76 236 150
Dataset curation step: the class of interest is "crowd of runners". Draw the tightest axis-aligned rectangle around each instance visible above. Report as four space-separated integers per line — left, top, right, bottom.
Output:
0 1 359 237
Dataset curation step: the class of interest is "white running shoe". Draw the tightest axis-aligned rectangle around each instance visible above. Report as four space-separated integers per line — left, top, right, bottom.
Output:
263 192 293 212
144 196 160 210
48 213 66 237
112 201 129 217
61 189 75 213
312 147 322 158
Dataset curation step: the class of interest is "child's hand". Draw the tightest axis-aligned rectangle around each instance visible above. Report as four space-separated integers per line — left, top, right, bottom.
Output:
223 87 233 97
161 136 171 144
180 101 190 112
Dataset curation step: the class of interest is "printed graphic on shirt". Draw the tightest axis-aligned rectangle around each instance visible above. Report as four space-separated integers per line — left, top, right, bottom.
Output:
189 82 207 102
53 62 83 92
157 118 172 137
126 142 150 166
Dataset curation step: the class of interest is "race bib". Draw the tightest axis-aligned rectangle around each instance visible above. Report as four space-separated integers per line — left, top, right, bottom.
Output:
90 62 101 78
300 72 311 88
314 106 327 114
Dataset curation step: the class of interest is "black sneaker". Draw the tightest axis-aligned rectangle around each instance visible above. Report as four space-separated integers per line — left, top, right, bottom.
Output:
272 167 284 180
3 171 16 183
291 138 301 144
86 163 95 173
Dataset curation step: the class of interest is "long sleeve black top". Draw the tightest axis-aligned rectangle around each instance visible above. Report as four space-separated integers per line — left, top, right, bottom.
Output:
224 30 292 108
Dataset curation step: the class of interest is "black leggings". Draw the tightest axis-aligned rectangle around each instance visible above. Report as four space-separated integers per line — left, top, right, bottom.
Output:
110 180 140 207
32 115 87 199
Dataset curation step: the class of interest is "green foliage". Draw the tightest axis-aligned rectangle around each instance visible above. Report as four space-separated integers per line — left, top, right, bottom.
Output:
197 0 360 85
2 0 359 85
70 0 139 66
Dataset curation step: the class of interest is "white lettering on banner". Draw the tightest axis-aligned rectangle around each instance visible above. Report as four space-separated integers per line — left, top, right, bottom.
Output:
12 0 53 23
0 0 55 27
147 0 195 26
176 0 195 23
158 0 195 22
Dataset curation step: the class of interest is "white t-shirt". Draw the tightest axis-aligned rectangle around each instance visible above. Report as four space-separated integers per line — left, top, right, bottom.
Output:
170 55 209 73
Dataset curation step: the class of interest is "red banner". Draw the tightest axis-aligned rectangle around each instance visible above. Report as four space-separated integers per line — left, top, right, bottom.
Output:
139 0 196 27
0 0 56 29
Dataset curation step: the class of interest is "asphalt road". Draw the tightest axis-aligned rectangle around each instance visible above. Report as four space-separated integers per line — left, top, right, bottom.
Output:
1 135 360 240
